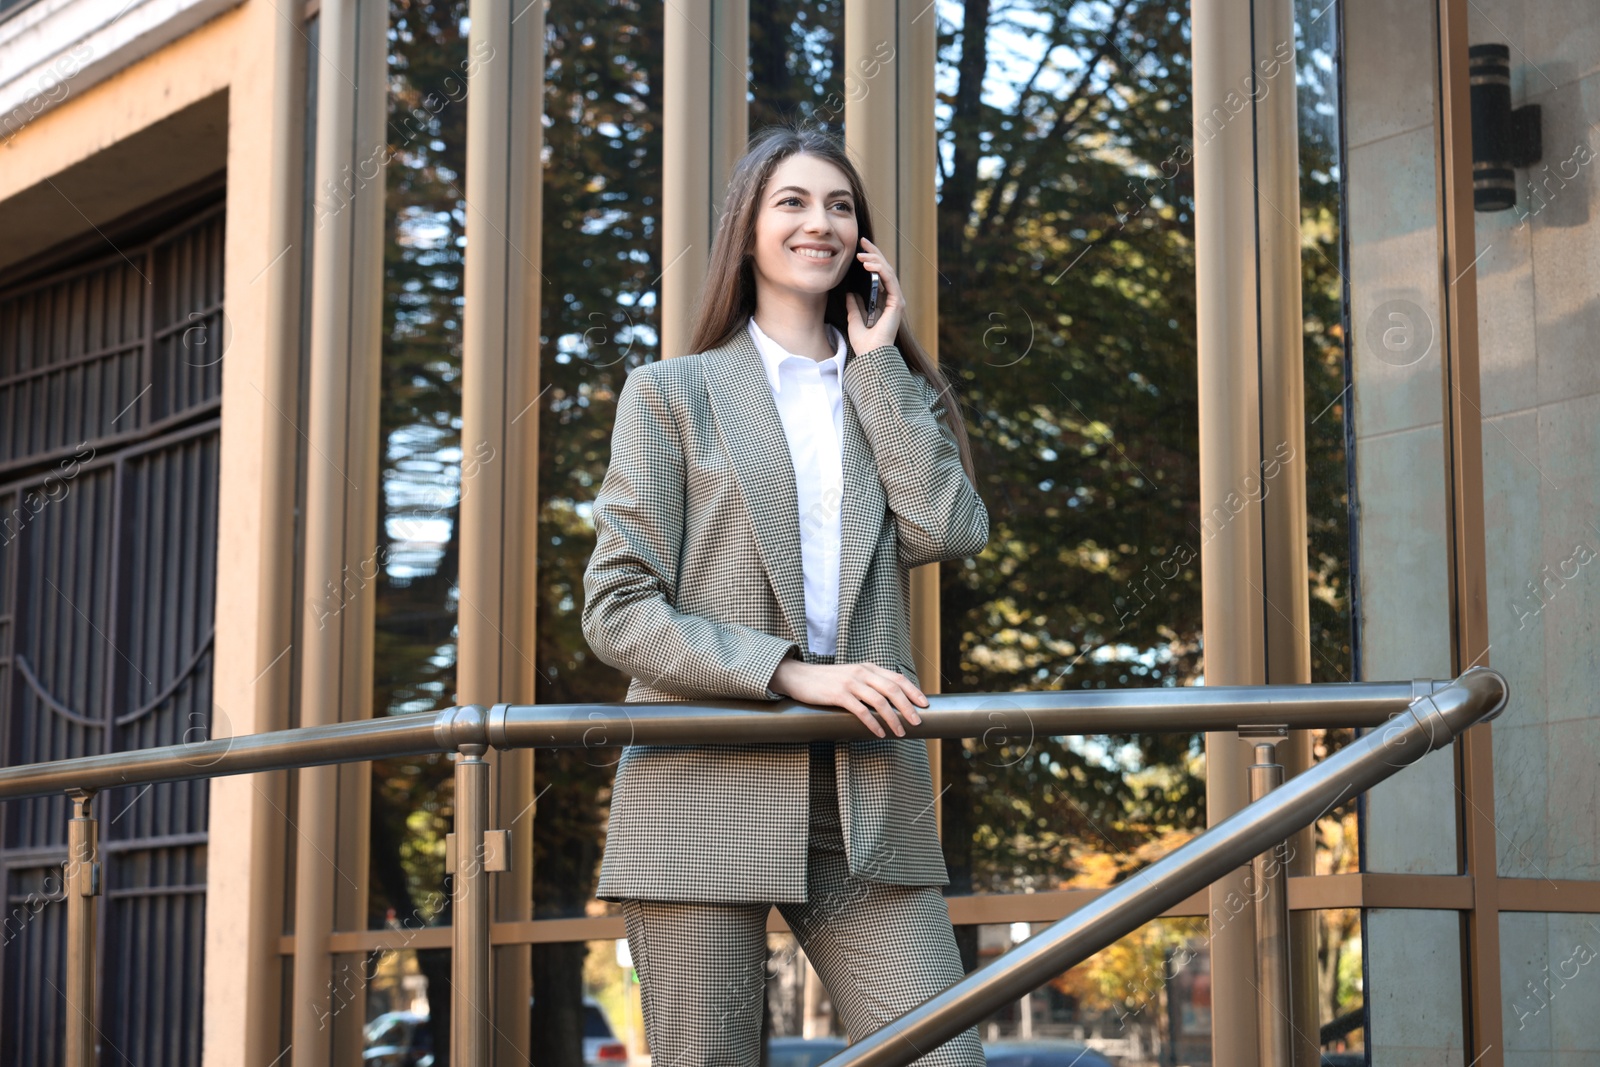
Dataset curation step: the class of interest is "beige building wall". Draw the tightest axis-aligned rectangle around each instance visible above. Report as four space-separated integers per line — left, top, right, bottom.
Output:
0 2 304 1062
1344 0 1474 1062
1346 0 1600 1064
1468 2 1600 1062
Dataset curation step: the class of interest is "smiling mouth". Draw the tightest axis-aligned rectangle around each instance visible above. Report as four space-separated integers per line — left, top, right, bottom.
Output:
791 247 838 261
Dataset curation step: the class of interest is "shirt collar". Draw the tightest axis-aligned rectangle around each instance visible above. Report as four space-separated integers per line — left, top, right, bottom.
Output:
747 315 846 395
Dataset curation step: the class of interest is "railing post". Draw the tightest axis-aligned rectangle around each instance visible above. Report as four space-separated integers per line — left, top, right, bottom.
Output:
63 788 99 1067
1242 727 1293 1066
452 743 493 1066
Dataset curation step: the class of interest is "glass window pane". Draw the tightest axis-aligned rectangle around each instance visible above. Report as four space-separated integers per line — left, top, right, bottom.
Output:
1471 0 1600 886
1294 0 1362 872
533 0 664 936
934 0 1205 897
366 0 472 941
750 1 846 134
1315 908 1365 1061
1295 0 1354 687
969 919 1211 1064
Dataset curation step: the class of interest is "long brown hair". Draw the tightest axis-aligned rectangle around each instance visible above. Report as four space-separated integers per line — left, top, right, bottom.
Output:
684 123 978 486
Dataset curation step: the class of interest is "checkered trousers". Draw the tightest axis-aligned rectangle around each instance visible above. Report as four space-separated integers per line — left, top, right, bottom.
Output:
618 742 987 1067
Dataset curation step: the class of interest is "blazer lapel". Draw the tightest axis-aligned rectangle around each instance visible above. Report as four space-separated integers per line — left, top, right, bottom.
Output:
702 326 811 652
701 323 888 660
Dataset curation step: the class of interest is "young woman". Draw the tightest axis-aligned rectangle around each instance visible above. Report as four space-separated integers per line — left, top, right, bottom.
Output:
581 124 989 1066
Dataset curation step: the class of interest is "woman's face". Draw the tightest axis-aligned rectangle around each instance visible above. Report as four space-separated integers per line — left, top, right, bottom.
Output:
750 152 860 306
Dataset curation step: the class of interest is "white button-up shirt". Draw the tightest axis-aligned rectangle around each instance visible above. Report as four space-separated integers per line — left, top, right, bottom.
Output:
747 315 847 657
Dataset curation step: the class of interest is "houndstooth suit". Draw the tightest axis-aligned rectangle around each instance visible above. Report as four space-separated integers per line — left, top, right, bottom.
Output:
618 741 988 1067
582 318 990 905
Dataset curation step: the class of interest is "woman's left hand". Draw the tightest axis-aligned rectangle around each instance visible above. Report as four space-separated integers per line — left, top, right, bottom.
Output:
845 236 904 356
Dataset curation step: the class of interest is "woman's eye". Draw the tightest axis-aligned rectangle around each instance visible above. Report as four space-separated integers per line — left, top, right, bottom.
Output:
777 196 851 211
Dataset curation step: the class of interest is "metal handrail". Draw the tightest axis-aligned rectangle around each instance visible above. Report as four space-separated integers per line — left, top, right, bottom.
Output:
0 668 1508 1067
0 676 1458 800
820 667 1509 1066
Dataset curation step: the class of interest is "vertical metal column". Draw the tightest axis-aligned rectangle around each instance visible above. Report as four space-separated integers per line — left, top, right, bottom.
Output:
201 0 308 1057
1246 0 1320 1058
63 789 99 1067
661 0 747 362
1192 0 1315 1055
1435 2 1502 1064
1244 730 1292 1066
458 0 545 1055
1192 0 1267 1048
453 744 492 1066
292 0 390 1059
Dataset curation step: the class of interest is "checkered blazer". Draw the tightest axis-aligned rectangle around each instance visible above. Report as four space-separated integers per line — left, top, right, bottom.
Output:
582 318 990 903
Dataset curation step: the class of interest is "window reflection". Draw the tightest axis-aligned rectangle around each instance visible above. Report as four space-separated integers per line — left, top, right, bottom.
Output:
750 0 846 133
932 0 1361 903
1316 909 1365 1059
932 0 1205 908
1294 0 1360 872
365 1 1379 1059
531 21 665 1067
365 27 470 1067
592 921 1214 1065
1294 0 1355 687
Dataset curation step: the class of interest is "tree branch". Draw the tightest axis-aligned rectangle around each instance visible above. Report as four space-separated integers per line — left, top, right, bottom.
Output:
979 0 1137 242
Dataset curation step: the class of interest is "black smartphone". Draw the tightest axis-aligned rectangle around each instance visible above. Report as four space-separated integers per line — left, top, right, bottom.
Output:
844 254 883 328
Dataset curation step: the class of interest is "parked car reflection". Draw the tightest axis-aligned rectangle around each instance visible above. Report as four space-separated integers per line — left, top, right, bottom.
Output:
362 1010 434 1067
767 1035 850 1067
528 995 628 1066
980 1039 1115 1067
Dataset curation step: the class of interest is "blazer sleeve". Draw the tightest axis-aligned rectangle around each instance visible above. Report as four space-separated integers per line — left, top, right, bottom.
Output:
581 365 801 701
842 344 990 569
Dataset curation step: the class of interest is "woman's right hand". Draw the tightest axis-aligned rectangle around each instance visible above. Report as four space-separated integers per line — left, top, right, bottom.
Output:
768 656 928 738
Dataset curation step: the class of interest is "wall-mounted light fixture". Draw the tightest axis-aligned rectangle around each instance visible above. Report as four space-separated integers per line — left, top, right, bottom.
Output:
1469 43 1542 211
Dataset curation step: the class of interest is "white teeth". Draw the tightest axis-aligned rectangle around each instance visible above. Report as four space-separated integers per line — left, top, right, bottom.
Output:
793 247 835 259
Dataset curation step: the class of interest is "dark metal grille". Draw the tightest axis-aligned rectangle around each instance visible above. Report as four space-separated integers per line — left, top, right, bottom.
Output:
0 195 223 1066
0 203 224 477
